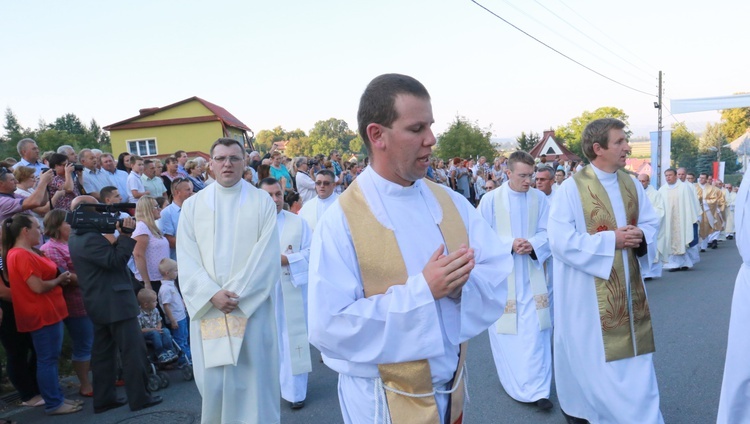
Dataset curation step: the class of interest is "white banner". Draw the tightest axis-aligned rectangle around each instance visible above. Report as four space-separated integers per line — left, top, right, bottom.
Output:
671 94 750 114
650 130 671 188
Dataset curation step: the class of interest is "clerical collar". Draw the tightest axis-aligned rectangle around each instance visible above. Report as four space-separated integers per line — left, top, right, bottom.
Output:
368 167 420 198
215 180 242 194
589 163 617 182
668 183 676 188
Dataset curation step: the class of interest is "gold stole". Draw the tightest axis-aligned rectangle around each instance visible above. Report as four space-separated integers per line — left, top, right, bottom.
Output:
493 185 551 334
573 166 655 362
339 179 468 424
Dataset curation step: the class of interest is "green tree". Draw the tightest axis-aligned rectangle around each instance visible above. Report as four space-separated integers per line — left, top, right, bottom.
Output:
310 135 339 157
556 107 630 161
349 135 365 155
309 118 356 153
255 126 287 154
670 122 699 171
700 122 727 152
285 136 314 157
434 115 495 160
49 113 87 135
516 131 539 152
721 105 750 141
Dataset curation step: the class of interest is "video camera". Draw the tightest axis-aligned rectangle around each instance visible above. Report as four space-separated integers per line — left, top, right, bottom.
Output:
66 203 135 234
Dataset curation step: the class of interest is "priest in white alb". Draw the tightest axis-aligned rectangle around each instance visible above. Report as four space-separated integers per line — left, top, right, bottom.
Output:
638 173 665 279
697 172 726 250
298 169 338 230
308 74 513 424
260 177 313 410
549 118 663 423
717 177 750 424
177 138 281 424
479 151 553 411
725 184 737 239
677 168 702 264
658 169 700 272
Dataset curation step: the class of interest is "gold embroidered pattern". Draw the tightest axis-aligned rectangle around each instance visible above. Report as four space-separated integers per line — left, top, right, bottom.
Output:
504 300 517 314
200 315 247 341
534 294 549 310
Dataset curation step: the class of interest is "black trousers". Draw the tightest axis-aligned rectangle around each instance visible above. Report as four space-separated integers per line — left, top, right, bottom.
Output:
91 317 151 411
0 300 39 401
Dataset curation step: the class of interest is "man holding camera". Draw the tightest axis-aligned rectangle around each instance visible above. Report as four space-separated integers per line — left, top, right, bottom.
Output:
0 161 53 222
69 196 162 414
295 157 317 203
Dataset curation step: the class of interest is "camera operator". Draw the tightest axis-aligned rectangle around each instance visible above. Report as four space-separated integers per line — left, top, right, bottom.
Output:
295 157 316 203
46 153 84 210
68 196 162 414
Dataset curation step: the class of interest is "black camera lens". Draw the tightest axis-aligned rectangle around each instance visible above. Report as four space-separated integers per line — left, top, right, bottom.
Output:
74 164 84 171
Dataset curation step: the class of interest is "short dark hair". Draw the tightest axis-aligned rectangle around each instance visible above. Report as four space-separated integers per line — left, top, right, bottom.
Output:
143 159 153 165
507 151 534 170
175 150 186 158
99 186 119 200
664 168 676 176
581 118 626 161
164 156 178 165
316 169 335 180
48 153 68 169
687 172 696 178
357 74 430 154
209 138 244 157
536 166 554 179
259 177 281 190
43 209 68 239
699 172 709 178
285 191 300 205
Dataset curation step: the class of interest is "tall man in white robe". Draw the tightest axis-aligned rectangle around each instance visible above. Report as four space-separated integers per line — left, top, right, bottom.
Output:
698 172 726 251
308 74 513 424
177 138 281 424
536 166 556 321
638 173 665 279
480 152 553 410
260 177 313 410
549 118 663 424
717 177 750 424
725 184 737 239
658 169 701 272
678 167 702 264
298 169 338 230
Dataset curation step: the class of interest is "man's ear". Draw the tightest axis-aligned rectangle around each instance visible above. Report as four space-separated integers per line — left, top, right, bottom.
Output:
367 123 386 152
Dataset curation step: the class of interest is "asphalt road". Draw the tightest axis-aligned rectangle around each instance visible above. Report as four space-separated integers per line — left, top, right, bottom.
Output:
2 240 739 423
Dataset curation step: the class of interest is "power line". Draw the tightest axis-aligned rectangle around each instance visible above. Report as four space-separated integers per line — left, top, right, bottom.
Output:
532 0 655 80
469 0 657 98
554 0 659 74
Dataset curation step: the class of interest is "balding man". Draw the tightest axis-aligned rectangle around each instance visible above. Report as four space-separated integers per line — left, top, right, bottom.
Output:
58 145 77 164
80 149 110 199
12 138 44 175
638 174 666 279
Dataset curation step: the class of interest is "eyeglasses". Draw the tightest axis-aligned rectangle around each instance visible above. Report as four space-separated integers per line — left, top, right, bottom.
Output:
535 177 550 182
483 186 494 190
315 181 332 186
513 173 533 180
212 156 243 164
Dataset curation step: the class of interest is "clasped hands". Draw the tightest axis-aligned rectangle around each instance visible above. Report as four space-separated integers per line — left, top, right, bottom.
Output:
614 225 643 249
423 244 474 300
210 290 240 314
512 238 533 255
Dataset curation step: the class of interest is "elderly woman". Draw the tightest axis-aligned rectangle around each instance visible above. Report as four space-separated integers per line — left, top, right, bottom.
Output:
3 214 81 415
13 166 49 230
184 160 206 192
132 196 170 295
40 210 94 397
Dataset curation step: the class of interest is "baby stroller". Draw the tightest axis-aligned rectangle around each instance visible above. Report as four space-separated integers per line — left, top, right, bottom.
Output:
144 335 193 392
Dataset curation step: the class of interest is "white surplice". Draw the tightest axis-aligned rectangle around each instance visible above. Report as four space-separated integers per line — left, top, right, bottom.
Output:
725 190 737 235
308 167 513 424
717 178 750 424
549 164 664 424
686 182 702 264
643 185 665 278
177 180 281 424
274 210 312 403
659 181 700 270
298 193 339 231
478 186 552 402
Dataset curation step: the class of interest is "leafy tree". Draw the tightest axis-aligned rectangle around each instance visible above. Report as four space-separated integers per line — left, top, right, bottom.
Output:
695 152 715 176
433 115 495 160
309 118 356 153
556 107 630 161
349 135 365 155
670 122 699 171
699 122 726 152
284 136 314 157
2 108 23 141
49 113 87 135
722 147 741 174
720 93 750 140
516 131 539 152
310 135 339 157
254 126 287 154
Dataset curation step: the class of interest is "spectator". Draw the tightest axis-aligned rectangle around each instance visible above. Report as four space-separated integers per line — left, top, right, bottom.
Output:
0 162 53 223
57 145 77 164
3 214 80 415
46 153 82 211
174 150 189 177
126 155 149 203
79 149 109 199
41 151 55 169
475 168 487 201
285 191 303 214
184 159 206 192
157 259 190 366
116 152 131 173
142 159 167 199
137 289 177 364
248 150 261 170
132 196 169 294
435 159 449 186
159 177 193 261
91 149 103 170
13 166 50 230
243 169 256 185
12 138 45 176
257 164 271 186
3 157 17 167
41 210 94 398
453 158 471 201
100 153 129 200
295 157 316 203
270 151 293 193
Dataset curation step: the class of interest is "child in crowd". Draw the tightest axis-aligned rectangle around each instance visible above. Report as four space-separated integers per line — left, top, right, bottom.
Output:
137 289 177 364
158 259 191 366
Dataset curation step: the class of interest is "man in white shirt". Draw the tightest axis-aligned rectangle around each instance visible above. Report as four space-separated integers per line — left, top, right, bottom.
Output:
80 148 111 199
142 159 167 199
298 169 338 230
100 153 129 199
12 138 45 175
159 177 193 261
295 157 317 203
126 155 149 203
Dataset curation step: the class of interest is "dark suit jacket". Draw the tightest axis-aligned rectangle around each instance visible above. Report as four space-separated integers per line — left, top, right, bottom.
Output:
69 230 140 325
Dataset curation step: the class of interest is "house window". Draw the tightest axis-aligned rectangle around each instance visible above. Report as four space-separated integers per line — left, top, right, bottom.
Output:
127 138 158 156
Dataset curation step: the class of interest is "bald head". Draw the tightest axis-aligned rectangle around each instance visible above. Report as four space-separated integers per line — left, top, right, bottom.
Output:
637 173 650 189
71 195 99 211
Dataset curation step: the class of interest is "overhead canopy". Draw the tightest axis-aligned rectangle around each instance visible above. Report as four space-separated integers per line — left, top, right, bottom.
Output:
671 94 750 114
726 130 750 155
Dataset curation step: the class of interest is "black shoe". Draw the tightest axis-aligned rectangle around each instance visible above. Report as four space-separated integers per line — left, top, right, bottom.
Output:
561 408 589 424
680 266 689 271
535 398 553 410
668 268 680 272
712 242 718 249
727 235 734 240
700 249 706 252
94 399 127 414
644 277 653 281
131 396 163 412
291 401 305 410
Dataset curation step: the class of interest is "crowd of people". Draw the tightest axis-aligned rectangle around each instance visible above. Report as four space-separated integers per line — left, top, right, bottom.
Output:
0 73 748 424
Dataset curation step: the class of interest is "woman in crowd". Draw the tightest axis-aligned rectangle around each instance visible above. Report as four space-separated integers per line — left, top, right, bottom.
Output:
257 164 271 187
434 159 449 186
285 191 303 214
116 152 131 173
40 210 94 398
3 214 81 415
132 196 169 295
46 153 81 211
184 160 206 192
452 158 471 201
13 166 49 230
474 168 487 203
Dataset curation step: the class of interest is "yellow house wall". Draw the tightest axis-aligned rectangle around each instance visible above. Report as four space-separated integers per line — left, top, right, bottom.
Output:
111 121 223 157
136 101 214 122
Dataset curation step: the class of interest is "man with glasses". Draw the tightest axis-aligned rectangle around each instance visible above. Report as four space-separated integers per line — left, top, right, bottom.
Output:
177 138 280 424
484 179 497 192
479 151 554 412
0 163 54 222
159 177 193 261
299 169 337 230
535 166 555 199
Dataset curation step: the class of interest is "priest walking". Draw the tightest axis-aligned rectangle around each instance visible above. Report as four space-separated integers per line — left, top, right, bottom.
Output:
697 172 726 250
177 138 281 424
638 173 665 279
308 74 513 424
479 151 553 411
549 118 662 423
658 169 700 272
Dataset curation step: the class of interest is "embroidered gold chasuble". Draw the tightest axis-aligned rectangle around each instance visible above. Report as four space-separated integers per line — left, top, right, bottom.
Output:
339 179 468 424
573 166 655 362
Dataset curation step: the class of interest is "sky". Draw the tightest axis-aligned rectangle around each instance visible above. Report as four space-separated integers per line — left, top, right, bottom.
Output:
1 0 748 144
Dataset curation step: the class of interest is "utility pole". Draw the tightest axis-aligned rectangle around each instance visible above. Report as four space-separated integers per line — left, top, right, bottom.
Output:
656 71 663 188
